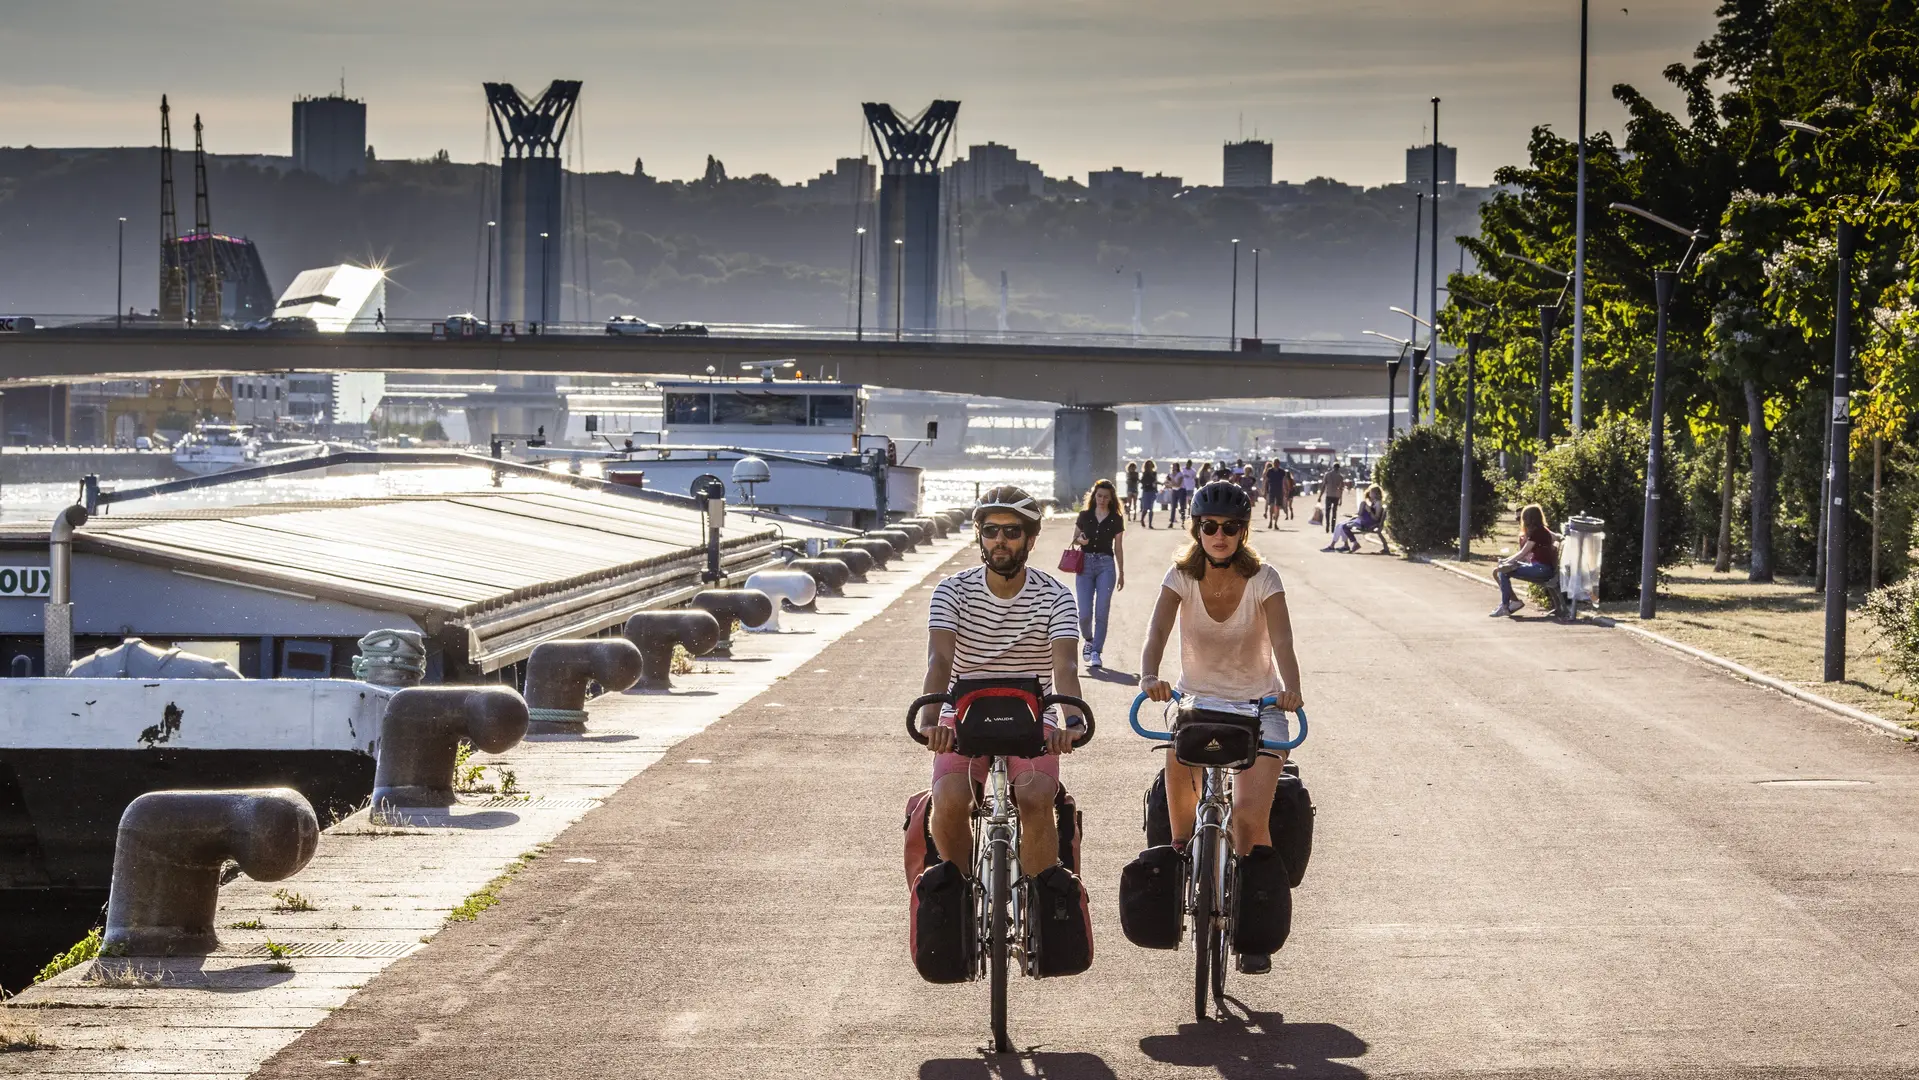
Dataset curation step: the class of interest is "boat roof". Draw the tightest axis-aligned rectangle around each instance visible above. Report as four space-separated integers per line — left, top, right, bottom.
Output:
657 379 862 393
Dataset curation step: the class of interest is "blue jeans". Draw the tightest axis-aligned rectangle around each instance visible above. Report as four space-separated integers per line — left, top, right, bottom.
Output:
1497 561 1556 606
1075 553 1117 654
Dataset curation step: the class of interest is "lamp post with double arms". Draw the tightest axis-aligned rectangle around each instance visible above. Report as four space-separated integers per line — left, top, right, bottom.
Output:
1609 202 1704 620
855 226 867 341
1230 238 1241 348
1364 331 1413 443
1390 306 1434 423
1491 250 1573 458
893 238 904 342
1252 246 1261 339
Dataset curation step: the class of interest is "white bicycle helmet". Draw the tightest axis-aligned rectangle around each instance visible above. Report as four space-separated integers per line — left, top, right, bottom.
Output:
973 485 1042 528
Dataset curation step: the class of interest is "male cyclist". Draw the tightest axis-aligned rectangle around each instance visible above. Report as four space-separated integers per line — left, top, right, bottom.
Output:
918 485 1087 883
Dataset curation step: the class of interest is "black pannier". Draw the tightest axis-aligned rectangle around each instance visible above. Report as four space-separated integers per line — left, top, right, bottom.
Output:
1143 768 1172 847
1230 845 1292 954
1271 768 1315 888
951 676 1046 759
1118 845 1185 949
1171 702 1262 769
1029 863 1094 977
910 860 975 983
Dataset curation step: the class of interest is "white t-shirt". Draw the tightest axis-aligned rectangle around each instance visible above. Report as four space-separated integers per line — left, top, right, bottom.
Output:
1161 562 1286 701
1179 468 1198 491
928 565 1080 718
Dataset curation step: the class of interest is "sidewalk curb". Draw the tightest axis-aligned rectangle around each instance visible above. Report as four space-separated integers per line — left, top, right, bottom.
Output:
1411 555 1917 743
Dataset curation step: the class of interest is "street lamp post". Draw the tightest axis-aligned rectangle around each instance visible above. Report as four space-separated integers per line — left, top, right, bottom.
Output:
539 231 550 328
485 220 496 327
1825 218 1857 680
855 226 867 341
1252 247 1261 339
1230 239 1241 349
894 237 904 342
1459 329 1483 561
1429 98 1441 407
1610 202 1703 620
116 217 126 329
1363 331 1413 444
1573 0 1591 431
1389 306 1433 423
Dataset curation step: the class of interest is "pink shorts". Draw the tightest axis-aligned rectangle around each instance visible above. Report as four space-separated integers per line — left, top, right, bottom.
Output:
929 714 1061 786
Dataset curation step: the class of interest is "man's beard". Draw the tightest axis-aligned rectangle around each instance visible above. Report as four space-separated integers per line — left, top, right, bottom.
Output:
981 542 1029 577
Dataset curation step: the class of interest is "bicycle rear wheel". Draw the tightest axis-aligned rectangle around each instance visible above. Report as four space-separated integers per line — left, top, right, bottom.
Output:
1192 837 1215 1023
989 836 1012 1053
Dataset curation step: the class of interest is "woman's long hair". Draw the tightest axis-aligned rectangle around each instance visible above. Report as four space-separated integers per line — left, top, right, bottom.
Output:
1175 518 1265 580
1083 478 1118 513
1521 503 1551 544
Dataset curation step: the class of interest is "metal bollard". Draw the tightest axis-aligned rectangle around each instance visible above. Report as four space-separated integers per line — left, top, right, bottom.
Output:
524 639 644 730
821 546 874 582
789 557 851 597
689 589 775 655
371 686 530 808
104 788 319 956
742 570 819 632
908 515 949 539
941 508 970 529
843 538 895 570
623 609 721 691
869 527 918 553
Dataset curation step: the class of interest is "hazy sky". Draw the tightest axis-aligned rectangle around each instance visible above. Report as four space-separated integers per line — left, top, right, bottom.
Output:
3 0 1723 188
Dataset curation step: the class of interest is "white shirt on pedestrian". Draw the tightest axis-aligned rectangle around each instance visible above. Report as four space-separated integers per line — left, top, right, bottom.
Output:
1161 563 1285 701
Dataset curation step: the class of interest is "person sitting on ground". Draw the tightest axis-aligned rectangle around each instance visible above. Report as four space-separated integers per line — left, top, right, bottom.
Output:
1491 504 1559 618
1327 484 1388 553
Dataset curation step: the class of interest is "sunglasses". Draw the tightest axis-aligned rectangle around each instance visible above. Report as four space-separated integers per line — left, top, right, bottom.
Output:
978 524 1028 540
1197 520 1245 537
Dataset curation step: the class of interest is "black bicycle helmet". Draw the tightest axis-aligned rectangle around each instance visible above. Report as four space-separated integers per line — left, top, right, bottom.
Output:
1190 479 1253 521
973 485 1043 528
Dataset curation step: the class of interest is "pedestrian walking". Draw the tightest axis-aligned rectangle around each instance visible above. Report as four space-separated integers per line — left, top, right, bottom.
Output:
1071 478 1126 669
1175 461 1197 525
1263 459 1284 529
1124 461 1141 521
1140 459 1159 527
1319 463 1347 534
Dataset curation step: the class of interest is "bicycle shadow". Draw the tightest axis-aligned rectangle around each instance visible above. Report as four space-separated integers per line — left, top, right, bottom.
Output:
919 1051 1119 1079
1137 1003 1369 1078
1084 666 1139 686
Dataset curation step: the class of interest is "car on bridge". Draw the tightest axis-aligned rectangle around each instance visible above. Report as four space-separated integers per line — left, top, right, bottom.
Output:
605 315 665 336
444 313 489 337
663 322 708 336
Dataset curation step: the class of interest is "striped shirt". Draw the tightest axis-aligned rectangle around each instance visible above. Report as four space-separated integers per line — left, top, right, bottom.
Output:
928 565 1080 717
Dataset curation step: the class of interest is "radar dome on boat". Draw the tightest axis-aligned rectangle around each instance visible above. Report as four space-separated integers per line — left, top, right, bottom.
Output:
731 456 772 485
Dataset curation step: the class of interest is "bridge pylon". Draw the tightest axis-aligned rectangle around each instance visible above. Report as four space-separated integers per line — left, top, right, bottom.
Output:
485 80 581 328
862 101 958 333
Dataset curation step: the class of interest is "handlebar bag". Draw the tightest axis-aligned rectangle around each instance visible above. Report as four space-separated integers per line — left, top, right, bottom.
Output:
1172 698 1261 769
951 676 1046 759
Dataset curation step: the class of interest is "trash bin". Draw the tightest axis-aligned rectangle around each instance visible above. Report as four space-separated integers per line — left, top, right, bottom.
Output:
1558 515 1605 620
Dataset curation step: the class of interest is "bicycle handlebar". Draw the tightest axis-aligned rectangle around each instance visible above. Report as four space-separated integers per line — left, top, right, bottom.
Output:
1128 689 1308 752
903 692 1096 749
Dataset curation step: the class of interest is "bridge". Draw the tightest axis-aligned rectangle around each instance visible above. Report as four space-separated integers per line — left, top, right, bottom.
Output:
0 326 1402 499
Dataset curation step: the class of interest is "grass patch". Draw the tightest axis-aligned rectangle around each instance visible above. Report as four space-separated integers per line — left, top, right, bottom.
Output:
271 889 316 913
445 849 543 923
0 1018 44 1052
227 918 264 930
261 940 291 961
79 963 165 989
33 928 101 985
266 961 295 974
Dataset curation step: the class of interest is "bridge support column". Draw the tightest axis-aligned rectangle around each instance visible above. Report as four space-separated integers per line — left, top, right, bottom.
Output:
1052 406 1117 506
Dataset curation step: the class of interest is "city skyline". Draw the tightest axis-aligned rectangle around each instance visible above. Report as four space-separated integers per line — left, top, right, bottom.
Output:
2 0 1721 188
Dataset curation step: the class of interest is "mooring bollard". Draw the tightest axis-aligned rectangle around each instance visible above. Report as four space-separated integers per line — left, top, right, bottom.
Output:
870 527 918 554
908 515 949 539
742 570 819 632
623 609 721 691
941 508 970 529
789 557 851 597
104 788 319 956
689 589 775 654
524 639 644 730
371 686 530 808
844 538 895 570
821 546 874 582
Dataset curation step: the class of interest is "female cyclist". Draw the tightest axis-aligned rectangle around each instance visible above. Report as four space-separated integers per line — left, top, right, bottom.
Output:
1137 479 1305 975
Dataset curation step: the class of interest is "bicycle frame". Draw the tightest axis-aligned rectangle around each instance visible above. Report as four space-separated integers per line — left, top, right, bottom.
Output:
1190 764 1234 933
973 755 1027 978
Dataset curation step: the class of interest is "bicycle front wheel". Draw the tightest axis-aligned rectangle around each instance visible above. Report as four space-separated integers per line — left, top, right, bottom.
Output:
989 836 1012 1053
1192 838 1215 1023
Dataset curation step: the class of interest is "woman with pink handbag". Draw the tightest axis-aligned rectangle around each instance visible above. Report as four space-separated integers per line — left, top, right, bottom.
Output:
1068 478 1127 670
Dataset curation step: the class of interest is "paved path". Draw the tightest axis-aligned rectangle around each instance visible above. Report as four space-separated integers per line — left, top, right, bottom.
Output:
250 520 1919 1079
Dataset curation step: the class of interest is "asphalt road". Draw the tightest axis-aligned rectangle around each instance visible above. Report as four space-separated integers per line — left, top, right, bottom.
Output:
254 518 1919 1079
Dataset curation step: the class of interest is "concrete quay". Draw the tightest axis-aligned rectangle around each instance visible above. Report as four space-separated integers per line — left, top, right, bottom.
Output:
0 529 968 1077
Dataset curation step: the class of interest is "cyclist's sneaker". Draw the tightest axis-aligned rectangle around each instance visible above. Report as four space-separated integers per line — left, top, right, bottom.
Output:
1029 863 1094 977
1236 951 1272 976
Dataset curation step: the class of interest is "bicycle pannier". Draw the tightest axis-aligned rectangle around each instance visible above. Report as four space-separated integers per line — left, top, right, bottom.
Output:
1055 787 1083 876
1269 770 1315 888
1143 769 1172 847
910 860 975 983
951 676 1046 759
1230 844 1292 955
1029 864 1093 977
902 789 939 888
1118 845 1185 949
1172 701 1261 769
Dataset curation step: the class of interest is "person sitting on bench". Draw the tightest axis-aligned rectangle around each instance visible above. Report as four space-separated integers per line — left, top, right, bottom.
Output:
1491 504 1559 617
1326 484 1389 553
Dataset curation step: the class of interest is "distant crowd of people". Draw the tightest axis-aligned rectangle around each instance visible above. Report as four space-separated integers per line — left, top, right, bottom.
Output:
1120 457 1309 532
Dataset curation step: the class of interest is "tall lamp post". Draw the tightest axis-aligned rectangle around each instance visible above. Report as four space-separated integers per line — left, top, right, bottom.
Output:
1572 0 1591 431
1782 118 1859 681
1229 238 1241 349
485 220 496 327
1491 249 1572 458
539 231 550 328
116 217 127 329
1364 331 1413 443
1459 329 1484 560
1390 306 1434 423
855 226 867 341
1251 247 1261 339
1610 202 1704 620
893 237 904 342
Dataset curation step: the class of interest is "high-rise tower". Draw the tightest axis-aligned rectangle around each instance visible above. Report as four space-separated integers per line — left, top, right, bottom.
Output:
484 81 581 326
863 101 958 333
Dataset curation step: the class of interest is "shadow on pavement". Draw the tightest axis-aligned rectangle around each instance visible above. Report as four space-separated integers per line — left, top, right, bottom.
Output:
920 1051 1120 1079
1138 1005 1368 1078
1085 667 1139 686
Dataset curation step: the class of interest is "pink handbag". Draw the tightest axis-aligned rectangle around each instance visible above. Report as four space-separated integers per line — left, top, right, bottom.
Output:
1058 547 1085 574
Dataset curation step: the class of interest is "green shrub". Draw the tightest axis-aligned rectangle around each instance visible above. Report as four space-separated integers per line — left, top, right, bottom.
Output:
1374 424 1502 554
1522 414 1685 602
1863 570 1919 709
